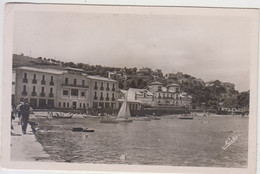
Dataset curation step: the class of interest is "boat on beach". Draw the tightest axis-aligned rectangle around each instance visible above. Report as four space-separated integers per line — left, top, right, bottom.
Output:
50 112 73 119
178 114 194 120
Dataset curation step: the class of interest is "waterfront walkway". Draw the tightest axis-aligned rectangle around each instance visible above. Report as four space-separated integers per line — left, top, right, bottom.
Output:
11 119 51 161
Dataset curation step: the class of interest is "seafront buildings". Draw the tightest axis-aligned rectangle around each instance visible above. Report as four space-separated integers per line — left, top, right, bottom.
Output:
12 66 119 109
12 66 192 111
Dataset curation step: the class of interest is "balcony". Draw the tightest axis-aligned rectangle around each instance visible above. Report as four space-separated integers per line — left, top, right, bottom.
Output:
50 81 54 86
112 97 115 101
94 96 98 100
22 91 27 96
100 86 104 91
106 97 110 101
49 93 54 97
94 86 98 90
106 87 110 91
100 97 104 101
40 92 45 97
32 79 37 84
41 80 46 85
31 92 37 96
112 88 115 91
61 83 89 88
23 78 28 83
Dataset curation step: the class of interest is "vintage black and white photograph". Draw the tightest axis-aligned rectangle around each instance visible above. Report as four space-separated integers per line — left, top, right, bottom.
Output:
1 3 259 174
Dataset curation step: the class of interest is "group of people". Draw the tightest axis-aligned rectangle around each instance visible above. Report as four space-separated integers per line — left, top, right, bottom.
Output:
11 98 33 134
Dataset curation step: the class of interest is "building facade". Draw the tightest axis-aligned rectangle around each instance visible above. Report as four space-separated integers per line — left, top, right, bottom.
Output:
12 66 119 110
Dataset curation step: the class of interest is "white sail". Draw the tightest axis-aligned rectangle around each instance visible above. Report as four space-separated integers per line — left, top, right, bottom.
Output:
117 92 131 118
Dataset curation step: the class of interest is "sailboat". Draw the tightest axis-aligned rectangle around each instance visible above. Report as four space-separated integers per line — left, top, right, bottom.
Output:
116 92 133 123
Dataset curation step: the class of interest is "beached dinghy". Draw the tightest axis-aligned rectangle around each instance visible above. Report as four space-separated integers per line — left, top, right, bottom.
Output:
51 112 73 119
178 114 193 120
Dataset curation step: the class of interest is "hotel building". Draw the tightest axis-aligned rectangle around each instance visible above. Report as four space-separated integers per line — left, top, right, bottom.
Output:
12 66 119 110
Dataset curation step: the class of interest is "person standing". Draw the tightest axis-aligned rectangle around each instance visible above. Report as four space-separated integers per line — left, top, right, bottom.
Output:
20 99 32 134
16 102 23 125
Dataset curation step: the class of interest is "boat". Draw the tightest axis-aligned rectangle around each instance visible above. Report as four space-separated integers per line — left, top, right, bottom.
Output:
100 116 119 124
133 117 151 121
116 92 133 123
178 114 193 120
51 112 73 119
146 115 161 120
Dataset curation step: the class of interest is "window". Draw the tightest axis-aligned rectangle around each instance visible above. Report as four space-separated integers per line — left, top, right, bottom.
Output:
63 102 66 107
33 86 36 92
106 93 109 97
71 89 78 96
67 103 69 107
112 93 115 100
94 91 97 100
100 82 104 90
63 90 69 95
65 78 68 84
112 83 115 91
41 87 45 93
59 102 61 107
23 73 28 83
82 80 85 86
32 74 37 84
80 103 82 108
50 88 53 94
100 92 104 100
81 92 85 96
94 81 98 90
23 85 26 91
41 75 46 85
106 83 110 91
50 76 54 85
74 79 77 85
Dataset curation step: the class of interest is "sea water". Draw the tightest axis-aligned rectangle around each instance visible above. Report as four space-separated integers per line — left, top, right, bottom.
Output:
33 116 248 167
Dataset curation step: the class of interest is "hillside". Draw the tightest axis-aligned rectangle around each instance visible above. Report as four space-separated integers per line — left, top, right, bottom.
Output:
12 54 249 109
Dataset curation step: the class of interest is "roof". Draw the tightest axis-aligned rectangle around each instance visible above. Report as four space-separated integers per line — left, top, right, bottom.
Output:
88 75 118 82
128 88 153 96
65 67 85 72
150 81 163 85
15 66 66 75
167 83 180 87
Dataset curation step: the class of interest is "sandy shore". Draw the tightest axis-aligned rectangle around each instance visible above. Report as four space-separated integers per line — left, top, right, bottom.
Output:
11 118 51 162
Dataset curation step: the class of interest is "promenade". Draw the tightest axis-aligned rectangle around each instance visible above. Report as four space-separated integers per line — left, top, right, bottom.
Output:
11 118 51 161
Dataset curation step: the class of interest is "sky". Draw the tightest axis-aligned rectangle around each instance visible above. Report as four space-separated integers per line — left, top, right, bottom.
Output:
12 5 256 92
